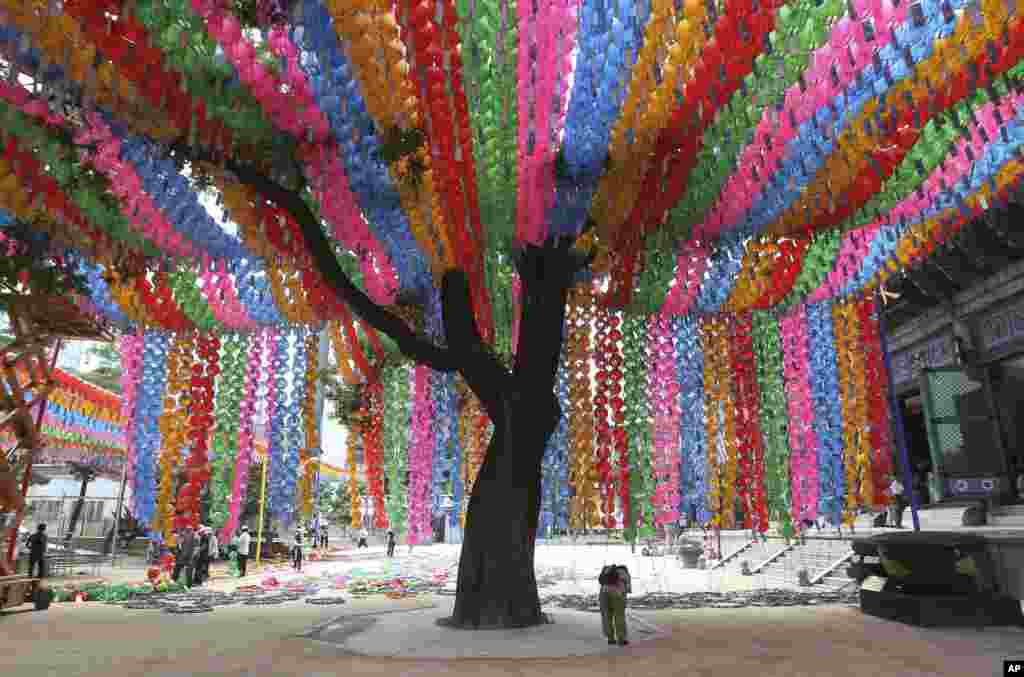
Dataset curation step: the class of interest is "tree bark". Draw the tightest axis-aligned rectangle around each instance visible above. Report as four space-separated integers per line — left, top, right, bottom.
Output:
64 476 91 542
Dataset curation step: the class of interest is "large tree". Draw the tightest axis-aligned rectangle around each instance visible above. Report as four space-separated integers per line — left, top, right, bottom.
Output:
6 0 1012 631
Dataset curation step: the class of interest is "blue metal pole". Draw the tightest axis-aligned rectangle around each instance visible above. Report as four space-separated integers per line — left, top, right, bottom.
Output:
876 294 921 532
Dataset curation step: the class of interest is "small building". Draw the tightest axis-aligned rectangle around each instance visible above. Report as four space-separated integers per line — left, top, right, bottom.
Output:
24 463 130 539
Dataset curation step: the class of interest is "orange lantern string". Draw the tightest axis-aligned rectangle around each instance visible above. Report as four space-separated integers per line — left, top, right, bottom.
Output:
154 333 194 544
566 285 598 529
702 317 723 528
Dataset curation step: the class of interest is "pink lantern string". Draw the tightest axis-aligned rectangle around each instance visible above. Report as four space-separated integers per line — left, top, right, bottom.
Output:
662 246 709 316
810 91 1024 299
407 365 434 545
225 328 272 540
652 314 681 525
780 306 818 525
698 0 908 239
119 332 144 486
0 82 68 127
199 258 258 330
74 113 197 259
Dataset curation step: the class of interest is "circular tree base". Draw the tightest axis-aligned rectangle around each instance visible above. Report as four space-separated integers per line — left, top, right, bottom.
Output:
435 612 553 630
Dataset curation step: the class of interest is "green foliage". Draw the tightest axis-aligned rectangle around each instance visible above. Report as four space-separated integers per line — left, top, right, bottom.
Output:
0 220 90 311
318 478 366 527
69 342 124 394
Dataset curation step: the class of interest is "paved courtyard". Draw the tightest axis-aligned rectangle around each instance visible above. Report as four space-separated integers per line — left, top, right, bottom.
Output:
3 543 1021 676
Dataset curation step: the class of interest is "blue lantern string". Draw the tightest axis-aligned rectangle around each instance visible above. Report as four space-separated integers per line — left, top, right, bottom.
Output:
448 375 464 533
293 0 431 298
553 0 652 237
676 317 707 524
267 330 289 522
132 331 170 530
278 328 306 527
718 0 972 241
806 301 846 526
847 107 1024 296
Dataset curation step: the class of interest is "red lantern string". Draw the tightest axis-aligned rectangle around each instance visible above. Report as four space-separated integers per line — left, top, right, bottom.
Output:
338 304 373 382
63 0 228 151
858 296 892 510
592 301 616 527
134 273 194 332
728 313 767 532
605 312 628 527
752 238 811 309
51 369 121 412
362 323 386 366
173 333 220 530
396 0 492 341
364 380 388 529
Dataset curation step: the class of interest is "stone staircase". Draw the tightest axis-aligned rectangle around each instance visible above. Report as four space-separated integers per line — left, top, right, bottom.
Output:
745 538 855 591
989 504 1024 527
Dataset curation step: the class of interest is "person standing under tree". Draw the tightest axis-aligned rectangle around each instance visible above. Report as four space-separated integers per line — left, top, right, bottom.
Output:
357 527 369 549
172 524 196 586
320 524 329 549
599 564 630 646
889 474 906 528
386 529 396 558
26 523 47 578
292 529 303 571
236 527 251 577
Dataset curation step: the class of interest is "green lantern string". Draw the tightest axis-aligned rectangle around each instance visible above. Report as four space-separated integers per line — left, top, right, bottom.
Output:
128 0 276 147
208 334 248 532
752 311 792 536
169 268 220 332
383 363 412 537
840 79 1011 231
666 0 844 237
455 0 519 248
620 314 652 542
779 229 842 310
629 240 677 315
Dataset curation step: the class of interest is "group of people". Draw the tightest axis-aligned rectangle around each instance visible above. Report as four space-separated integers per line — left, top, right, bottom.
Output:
170 524 220 587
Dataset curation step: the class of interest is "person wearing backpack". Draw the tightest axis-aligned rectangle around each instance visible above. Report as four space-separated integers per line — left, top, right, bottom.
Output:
598 564 630 646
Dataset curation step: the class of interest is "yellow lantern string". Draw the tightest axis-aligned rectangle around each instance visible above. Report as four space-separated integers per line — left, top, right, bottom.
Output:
284 267 317 325
328 321 360 386
216 178 277 261
566 285 598 529
833 302 859 526
592 0 709 234
768 6 1003 236
104 268 153 327
348 424 362 529
154 333 195 544
846 302 873 508
702 318 723 528
0 1 176 140
299 332 320 519
0 159 33 219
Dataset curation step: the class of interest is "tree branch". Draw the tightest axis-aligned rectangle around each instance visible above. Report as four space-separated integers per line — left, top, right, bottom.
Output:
165 142 458 372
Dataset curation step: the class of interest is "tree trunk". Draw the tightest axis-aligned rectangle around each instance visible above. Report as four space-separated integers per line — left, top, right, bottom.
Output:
448 393 557 628
442 242 578 629
64 478 91 542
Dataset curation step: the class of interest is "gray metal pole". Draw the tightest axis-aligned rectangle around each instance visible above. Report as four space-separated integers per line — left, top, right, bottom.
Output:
877 295 921 532
111 461 128 565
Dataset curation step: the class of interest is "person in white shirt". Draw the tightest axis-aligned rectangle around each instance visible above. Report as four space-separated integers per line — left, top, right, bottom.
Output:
236 527 251 577
889 475 906 528
358 527 369 549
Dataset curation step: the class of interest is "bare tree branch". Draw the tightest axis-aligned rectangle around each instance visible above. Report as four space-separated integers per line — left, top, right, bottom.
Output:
164 141 459 372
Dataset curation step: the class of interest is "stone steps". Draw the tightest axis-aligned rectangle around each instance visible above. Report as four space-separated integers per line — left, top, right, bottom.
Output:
989 504 1024 527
